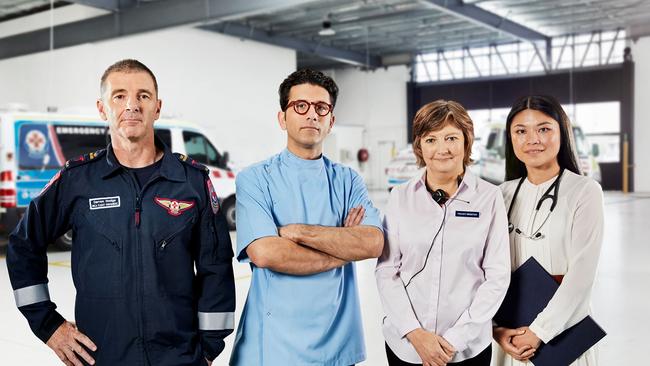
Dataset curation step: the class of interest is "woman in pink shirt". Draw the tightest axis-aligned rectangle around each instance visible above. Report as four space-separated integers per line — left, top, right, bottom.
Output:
376 100 511 366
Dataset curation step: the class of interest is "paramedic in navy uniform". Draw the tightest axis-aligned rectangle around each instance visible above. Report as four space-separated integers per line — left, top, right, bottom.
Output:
6 59 235 366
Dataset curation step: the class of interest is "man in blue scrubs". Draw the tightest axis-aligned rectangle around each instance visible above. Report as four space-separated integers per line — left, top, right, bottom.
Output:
230 69 384 366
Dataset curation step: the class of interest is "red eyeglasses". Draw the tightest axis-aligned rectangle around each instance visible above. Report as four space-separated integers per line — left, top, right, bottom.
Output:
286 100 333 117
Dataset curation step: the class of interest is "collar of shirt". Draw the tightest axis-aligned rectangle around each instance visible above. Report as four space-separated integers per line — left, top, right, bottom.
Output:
522 173 559 192
100 135 186 182
280 148 325 171
413 169 479 200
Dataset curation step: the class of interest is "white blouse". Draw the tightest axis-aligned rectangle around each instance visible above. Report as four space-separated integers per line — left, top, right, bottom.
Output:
493 170 604 366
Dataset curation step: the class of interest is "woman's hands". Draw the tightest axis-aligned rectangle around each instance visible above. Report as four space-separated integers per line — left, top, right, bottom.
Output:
406 328 456 366
493 326 540 362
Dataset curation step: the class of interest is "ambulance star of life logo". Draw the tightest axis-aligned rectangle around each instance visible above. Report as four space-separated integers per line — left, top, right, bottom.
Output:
25 129 48 158
154 197 195 216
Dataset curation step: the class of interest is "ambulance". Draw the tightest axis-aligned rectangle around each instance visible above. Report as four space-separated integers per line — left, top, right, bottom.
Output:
0 111 237 250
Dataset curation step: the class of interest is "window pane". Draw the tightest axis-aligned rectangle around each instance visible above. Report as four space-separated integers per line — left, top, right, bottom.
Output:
572 127 590 157
573 102 620 134
586 134 620 163
205 136 227 169
183 131 208 165
55 125 107 160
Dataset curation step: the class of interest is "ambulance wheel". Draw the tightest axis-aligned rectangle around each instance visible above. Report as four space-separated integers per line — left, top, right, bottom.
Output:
222 197 236 231
55 230 73 251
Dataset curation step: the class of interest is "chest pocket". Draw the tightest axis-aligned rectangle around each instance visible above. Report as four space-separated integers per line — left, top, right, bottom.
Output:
446 211 490 259
153 214 196 296
74 211 123 299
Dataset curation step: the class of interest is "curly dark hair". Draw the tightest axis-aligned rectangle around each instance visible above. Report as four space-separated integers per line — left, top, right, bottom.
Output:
278 69 339 111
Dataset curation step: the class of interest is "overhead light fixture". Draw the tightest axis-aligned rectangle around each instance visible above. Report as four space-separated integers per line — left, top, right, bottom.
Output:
319 20 336 36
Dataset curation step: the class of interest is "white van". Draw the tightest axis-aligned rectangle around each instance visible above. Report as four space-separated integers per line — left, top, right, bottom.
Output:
479 123 601 184
0 112 237 250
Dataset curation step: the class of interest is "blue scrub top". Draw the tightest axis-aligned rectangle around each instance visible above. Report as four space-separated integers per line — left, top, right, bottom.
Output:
230 148 382 366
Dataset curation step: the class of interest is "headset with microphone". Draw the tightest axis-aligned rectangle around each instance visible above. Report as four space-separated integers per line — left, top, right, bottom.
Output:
430 189 448 205
430 188 471 205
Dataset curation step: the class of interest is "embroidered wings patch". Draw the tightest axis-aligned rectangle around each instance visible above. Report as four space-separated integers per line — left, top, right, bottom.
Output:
154 197 195 216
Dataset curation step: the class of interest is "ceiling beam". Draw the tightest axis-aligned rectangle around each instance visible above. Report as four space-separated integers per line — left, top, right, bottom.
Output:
201 22 382 68
422 0 549 43
64 0 131 11
0 0 316 60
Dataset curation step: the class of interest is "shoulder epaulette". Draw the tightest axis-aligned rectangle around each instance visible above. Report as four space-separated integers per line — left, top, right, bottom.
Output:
64 149 106 170
174 153 209 173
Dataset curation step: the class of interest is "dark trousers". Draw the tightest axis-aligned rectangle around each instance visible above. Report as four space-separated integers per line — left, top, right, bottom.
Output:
385 343 492 366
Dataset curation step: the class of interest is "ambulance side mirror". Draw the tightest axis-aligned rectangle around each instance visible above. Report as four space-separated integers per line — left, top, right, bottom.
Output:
222 151 230 167
591 144 600 157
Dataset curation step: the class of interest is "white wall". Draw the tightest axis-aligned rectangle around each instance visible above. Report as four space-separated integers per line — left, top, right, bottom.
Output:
0 26 296 166
0 4 108 38
632 36 650 192
328 66 410 189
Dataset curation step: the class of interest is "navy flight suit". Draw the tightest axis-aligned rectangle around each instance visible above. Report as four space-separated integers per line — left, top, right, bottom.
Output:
7 139 235 365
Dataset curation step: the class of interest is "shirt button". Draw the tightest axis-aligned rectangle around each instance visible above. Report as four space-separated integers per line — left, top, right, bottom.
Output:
266 312 271 317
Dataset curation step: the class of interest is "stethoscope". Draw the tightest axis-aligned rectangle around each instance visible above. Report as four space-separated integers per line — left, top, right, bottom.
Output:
507 169 564 240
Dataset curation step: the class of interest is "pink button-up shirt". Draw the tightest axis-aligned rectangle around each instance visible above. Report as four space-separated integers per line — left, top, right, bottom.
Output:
375 170 510 363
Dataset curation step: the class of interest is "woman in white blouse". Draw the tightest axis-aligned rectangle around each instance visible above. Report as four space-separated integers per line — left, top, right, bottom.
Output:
493 95 604 366
376 100 510 366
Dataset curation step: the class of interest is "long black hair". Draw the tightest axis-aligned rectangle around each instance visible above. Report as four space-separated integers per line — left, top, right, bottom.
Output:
505 95 581 181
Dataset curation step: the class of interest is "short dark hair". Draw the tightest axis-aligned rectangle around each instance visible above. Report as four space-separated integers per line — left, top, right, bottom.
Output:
278 69 339 111
412 100 475 168
100 59 158 97
505 95 581 181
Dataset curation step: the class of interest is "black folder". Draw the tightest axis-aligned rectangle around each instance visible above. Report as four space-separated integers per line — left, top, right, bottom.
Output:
494 257 606 366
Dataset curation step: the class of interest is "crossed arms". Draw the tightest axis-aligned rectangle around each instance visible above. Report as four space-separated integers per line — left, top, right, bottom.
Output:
246 206 384 275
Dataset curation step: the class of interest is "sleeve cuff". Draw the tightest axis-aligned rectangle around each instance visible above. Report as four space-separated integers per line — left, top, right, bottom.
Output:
360 217 384 231
200 334 226 361
397 319 422 339
442 328 467 354
529 320 552 344
36 310 65 343
236 233 277 263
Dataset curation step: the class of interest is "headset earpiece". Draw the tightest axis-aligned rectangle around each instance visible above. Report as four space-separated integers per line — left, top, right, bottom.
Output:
431 189 448 204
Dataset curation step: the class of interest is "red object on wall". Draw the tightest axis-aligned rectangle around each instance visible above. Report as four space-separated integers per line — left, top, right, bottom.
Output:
357 148 369 163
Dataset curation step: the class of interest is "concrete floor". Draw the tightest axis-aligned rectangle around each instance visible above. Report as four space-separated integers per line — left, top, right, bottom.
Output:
0 191 647 365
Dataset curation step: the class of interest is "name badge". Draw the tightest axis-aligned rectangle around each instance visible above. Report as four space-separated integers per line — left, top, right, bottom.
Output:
89 196 121 210
456 210 479 218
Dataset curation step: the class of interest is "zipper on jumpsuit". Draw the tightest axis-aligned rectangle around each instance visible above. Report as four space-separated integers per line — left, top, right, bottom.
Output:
133 172 166 365
124 171 149 365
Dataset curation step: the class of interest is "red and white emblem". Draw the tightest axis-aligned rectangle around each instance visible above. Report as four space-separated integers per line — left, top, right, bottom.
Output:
26 130 47 153
154 197 195 216
206 179 220 214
